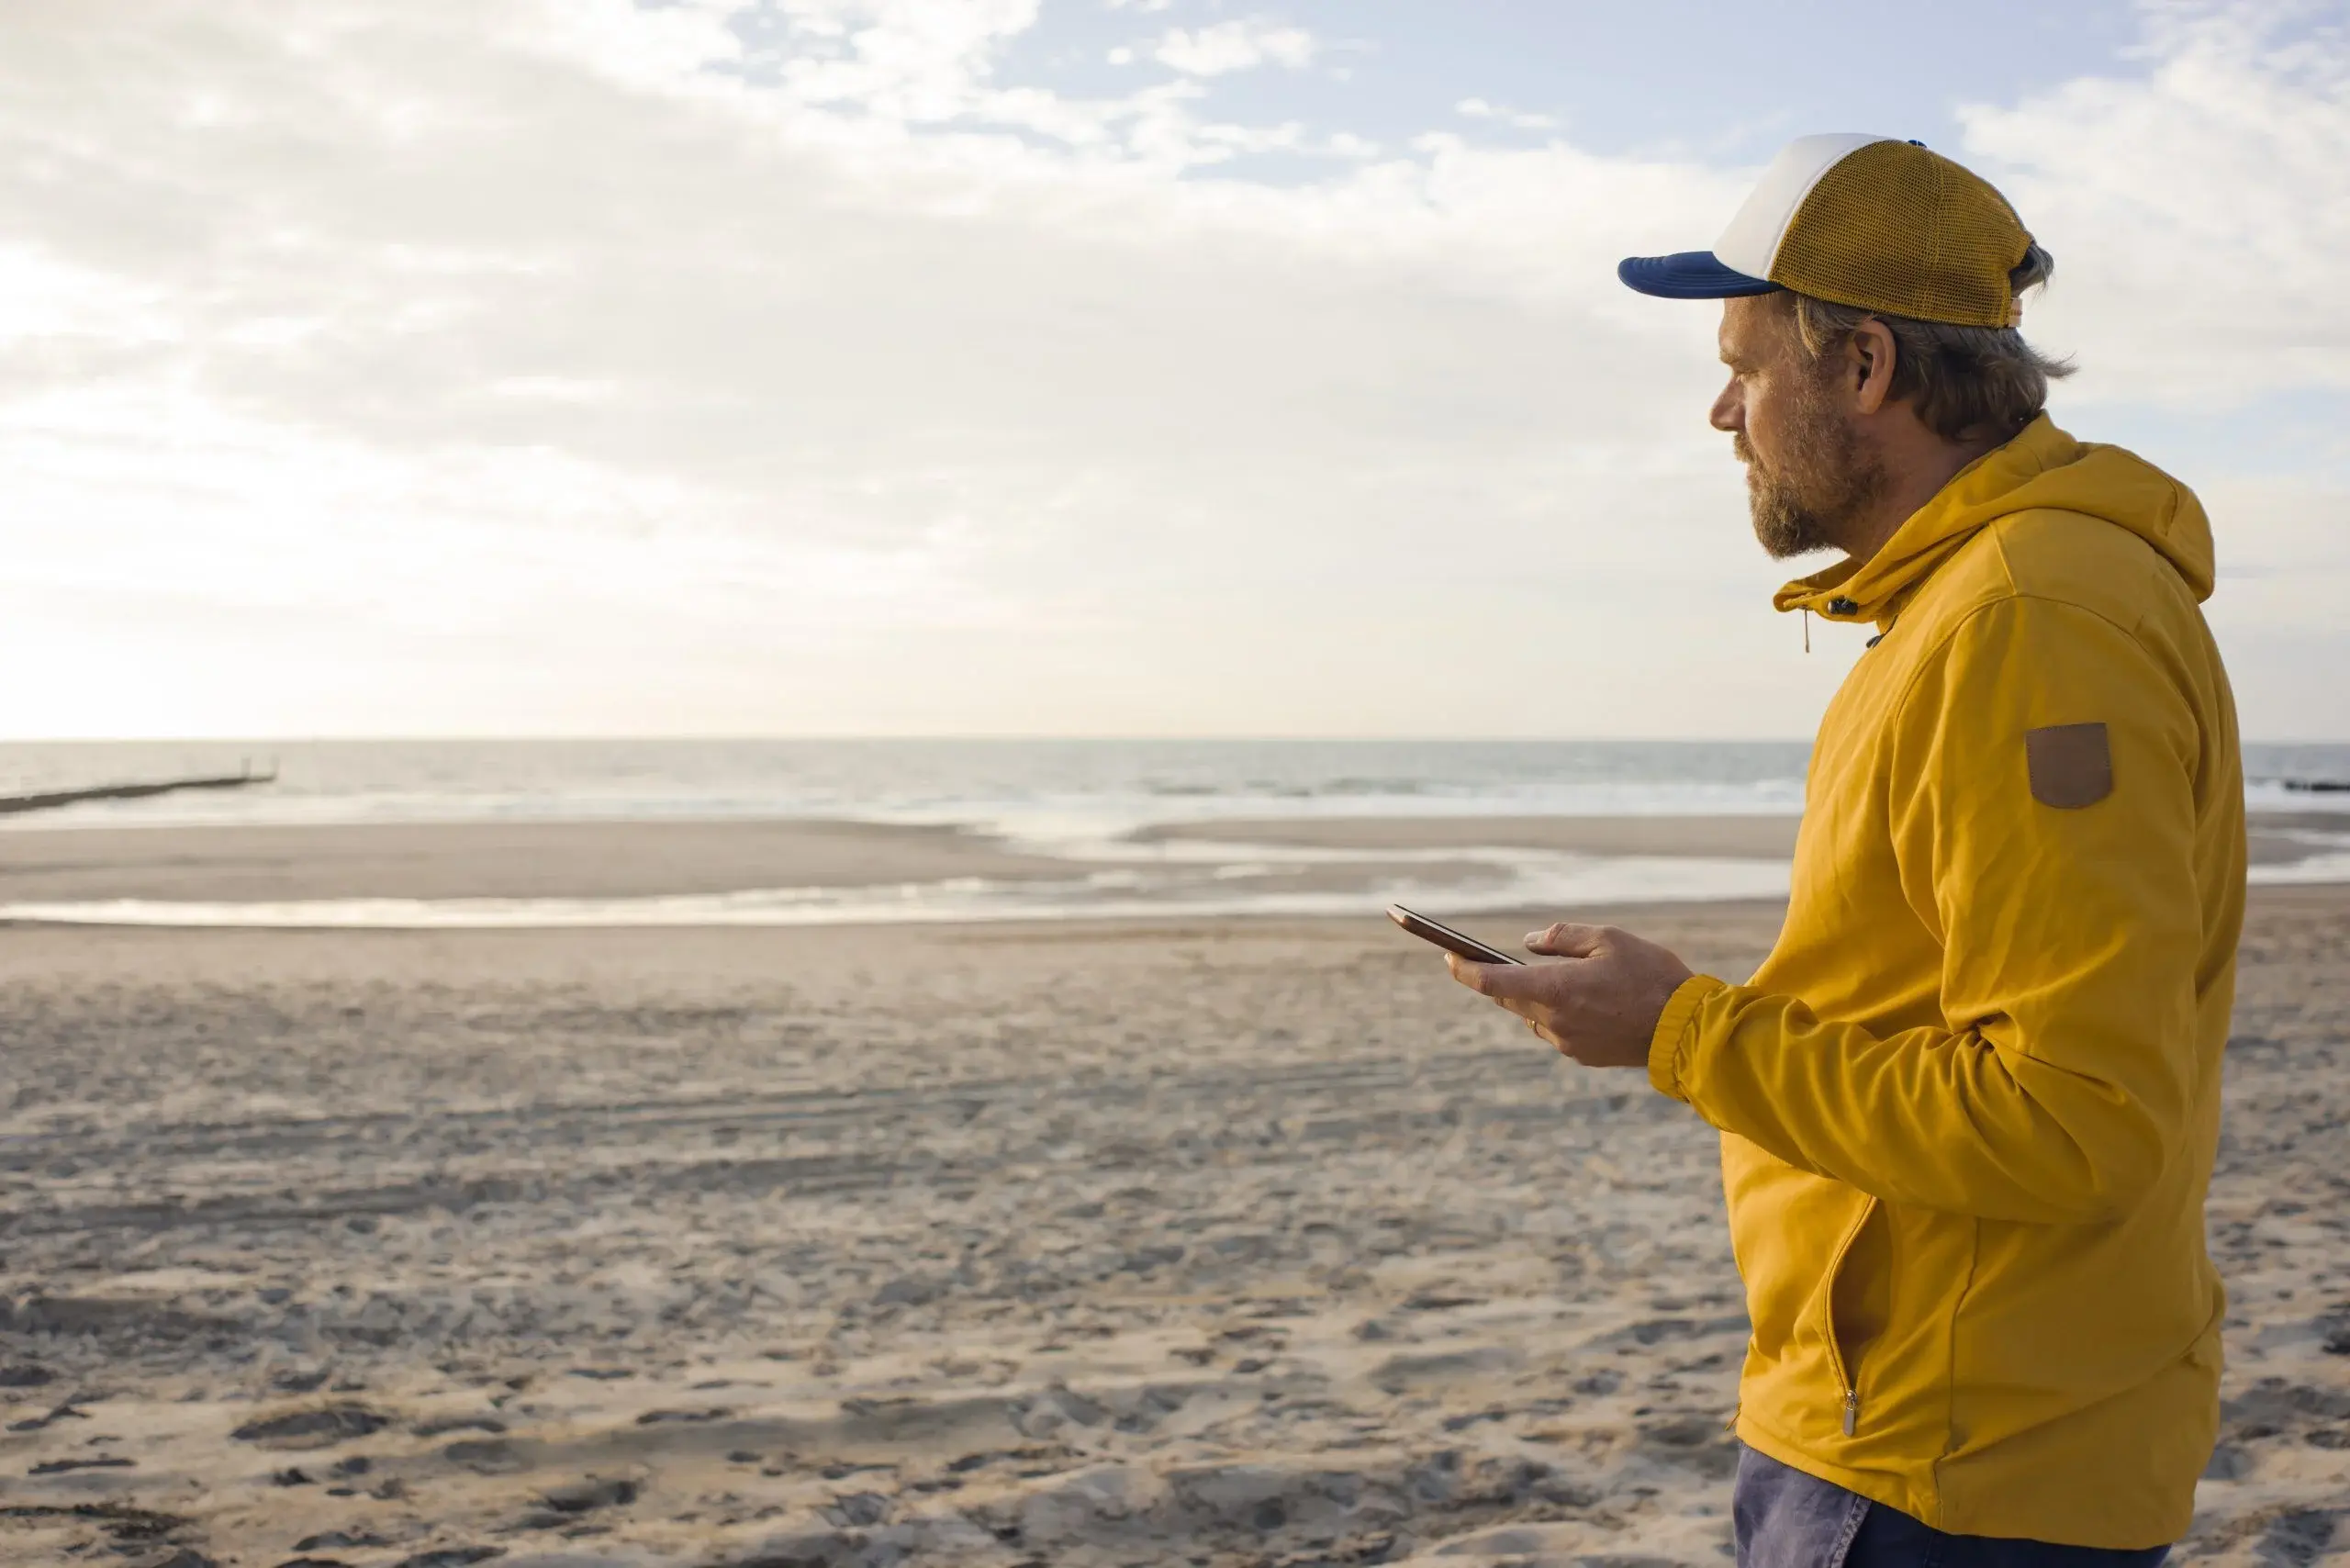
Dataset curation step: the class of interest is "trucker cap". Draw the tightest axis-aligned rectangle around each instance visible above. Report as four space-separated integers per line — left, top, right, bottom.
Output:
1618 133 2035 330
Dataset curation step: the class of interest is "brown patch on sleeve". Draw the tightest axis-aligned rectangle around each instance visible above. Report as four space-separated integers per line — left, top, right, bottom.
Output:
2025 722 2113 809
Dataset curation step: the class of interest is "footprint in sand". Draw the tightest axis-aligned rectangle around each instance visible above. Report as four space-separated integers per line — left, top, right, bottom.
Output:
229 1406 391 1450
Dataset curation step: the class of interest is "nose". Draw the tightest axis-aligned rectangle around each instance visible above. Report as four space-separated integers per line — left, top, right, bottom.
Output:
1709 375 1742 435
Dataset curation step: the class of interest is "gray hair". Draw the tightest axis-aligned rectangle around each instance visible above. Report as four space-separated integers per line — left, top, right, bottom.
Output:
1783 242 2075 445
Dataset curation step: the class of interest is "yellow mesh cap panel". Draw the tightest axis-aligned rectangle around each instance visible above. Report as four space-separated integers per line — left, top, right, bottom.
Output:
1768 140 2031 328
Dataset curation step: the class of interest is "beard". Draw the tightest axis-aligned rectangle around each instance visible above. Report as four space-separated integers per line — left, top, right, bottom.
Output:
1738 372 1888 559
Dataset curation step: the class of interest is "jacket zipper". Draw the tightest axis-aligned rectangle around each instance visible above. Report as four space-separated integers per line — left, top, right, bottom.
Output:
1819 1196 1880 1439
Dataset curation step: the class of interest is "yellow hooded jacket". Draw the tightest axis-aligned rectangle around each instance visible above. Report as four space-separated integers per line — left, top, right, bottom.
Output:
1648 416 2245 1547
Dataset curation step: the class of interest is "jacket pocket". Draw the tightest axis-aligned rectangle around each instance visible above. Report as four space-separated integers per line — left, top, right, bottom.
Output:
1820 1195 1888 1438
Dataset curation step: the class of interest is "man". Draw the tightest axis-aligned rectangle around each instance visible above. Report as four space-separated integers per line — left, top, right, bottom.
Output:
1448 134 2244 1562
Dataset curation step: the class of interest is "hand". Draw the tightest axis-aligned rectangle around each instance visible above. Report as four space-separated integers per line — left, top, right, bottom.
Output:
1446 923 1695 1070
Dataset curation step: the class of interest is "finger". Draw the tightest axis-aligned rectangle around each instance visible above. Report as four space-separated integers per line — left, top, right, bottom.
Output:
1449 955 1549 1002
1445 953 1501 994
1527 1016 1570 1052
1524 922 1610 958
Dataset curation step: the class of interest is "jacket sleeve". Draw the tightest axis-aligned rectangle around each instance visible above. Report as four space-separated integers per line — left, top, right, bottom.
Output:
1647 595 2208 1224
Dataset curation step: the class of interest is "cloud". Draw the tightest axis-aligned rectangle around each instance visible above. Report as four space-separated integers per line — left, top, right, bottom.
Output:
1154 19 1317 76
0 0 2342 736
1455 97 1560 132
1957 2 2350 402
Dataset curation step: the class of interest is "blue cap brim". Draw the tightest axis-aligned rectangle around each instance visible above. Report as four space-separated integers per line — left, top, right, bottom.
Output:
1617 252 1781 299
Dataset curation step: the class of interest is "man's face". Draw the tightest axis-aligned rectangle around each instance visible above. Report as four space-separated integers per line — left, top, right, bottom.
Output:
1709 297 1885 559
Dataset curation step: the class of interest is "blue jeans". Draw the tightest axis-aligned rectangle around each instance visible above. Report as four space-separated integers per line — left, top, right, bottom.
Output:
1734 1448 2173 1566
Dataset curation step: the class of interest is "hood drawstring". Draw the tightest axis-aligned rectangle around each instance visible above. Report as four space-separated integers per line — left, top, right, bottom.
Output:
1803 609 1811 655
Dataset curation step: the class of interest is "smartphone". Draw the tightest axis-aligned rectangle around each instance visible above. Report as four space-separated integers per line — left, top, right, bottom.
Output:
1386 904 1524 966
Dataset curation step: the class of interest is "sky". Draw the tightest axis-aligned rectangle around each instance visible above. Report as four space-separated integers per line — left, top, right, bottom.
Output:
1 0 2345 739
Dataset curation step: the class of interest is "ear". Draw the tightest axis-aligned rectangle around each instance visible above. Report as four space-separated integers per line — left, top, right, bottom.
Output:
1849 318 1898 415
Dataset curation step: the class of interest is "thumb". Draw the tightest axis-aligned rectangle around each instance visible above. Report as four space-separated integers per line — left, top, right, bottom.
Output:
1524 922 1609 958
1448 952 1543 1001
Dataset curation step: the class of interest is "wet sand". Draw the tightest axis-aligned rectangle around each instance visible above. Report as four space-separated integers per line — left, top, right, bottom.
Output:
1150 811 2347 868
3 812 2338 912
0 820 1075 902
1 890 2344 1565
1135 813 1805 859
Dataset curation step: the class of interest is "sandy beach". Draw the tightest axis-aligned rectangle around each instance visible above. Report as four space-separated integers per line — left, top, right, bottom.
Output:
0 821 2344 1566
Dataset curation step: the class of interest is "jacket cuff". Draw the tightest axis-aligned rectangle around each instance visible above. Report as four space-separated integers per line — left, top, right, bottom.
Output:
1648 974 1726 1102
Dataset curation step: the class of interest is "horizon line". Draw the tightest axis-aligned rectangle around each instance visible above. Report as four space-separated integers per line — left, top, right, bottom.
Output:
2 734 2346 748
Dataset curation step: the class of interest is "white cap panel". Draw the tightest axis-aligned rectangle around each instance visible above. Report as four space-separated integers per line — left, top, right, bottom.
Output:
1713 132 1889 280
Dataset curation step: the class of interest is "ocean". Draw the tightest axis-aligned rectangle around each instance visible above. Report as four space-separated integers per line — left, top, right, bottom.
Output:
2 739 2345 927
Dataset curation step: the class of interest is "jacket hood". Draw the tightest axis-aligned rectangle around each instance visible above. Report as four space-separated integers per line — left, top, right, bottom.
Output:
1774 415 2215 625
